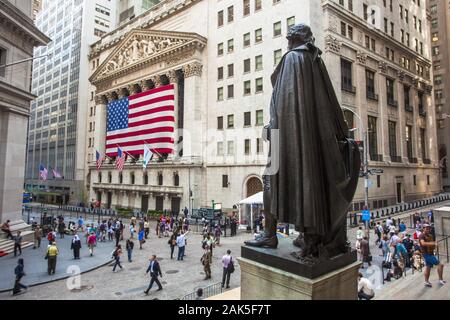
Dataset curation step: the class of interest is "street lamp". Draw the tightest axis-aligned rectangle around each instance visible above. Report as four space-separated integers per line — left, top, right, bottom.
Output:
341 107 370 222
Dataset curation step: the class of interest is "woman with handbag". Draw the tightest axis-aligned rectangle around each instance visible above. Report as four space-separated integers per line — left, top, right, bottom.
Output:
221 250 234 289
168 233 177 259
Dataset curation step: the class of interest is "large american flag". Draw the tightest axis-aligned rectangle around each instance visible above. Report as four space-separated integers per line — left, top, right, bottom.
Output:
106 84 175 157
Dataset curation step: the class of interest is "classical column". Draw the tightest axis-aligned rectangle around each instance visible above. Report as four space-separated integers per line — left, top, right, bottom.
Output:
94 95 108 160
396 71 406 162
139 80 150 92
152 75 162 88
377 62 389 161
167 69 180 156
182 62 203 159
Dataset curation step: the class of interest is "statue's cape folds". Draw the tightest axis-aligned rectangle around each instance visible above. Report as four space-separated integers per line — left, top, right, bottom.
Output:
266 43 360 243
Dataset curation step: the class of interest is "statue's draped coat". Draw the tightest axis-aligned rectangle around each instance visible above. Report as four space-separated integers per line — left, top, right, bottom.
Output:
265 43 360 248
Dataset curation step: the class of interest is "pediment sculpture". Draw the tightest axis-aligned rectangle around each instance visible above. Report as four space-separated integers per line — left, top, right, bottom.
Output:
100 35 182 76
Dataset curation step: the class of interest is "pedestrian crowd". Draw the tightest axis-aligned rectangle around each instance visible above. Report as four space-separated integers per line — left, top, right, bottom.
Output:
356 211 445 300
3 209 238 297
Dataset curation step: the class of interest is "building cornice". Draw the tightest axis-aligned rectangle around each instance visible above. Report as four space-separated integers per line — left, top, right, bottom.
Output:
322 1 432 67
89 29 206 87
89 0 203 59
0 0 50 46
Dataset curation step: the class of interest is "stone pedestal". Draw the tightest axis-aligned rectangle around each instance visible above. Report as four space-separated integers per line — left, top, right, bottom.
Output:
239 257 360 300
239 238 361 300
433 206 450 237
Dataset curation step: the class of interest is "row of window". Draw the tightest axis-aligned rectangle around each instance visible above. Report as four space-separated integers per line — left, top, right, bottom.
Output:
217 110 264 130
217 51 282 82
217 78 264 100
363 115 428 161
217 18 294 56
341 59 427 114
217 138 264 156
99 171 179 186
217 0 282 27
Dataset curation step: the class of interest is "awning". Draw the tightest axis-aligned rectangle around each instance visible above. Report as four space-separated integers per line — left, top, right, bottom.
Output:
237 191 263 205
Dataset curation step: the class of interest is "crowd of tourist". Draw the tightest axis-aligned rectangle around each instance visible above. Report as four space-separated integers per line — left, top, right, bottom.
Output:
3 209 237 297
357 210 446 300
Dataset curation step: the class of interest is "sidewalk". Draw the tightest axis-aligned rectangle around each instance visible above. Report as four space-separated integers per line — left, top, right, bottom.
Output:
0 234 114 292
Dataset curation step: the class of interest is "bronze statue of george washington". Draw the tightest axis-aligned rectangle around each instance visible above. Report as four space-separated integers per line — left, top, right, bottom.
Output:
244 24 361 260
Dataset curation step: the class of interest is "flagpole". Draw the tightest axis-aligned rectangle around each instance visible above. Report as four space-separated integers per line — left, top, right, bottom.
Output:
143 140 162 158
116 144 138 161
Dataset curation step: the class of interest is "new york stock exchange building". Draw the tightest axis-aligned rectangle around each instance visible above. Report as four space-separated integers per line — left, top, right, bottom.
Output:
85 0 441 219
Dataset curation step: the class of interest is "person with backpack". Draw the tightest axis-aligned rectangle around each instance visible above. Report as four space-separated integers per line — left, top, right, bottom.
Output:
71 234 82 259
112 245 123 272
221 249 234 289
47 229 55 246
12 258 27 295
46 242 59 275
126 238 134 262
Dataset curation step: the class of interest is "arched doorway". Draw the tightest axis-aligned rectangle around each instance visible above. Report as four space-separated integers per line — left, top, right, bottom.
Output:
246 177 263 198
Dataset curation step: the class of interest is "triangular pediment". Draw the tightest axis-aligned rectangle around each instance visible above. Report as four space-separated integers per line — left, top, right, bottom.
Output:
89 29 207 84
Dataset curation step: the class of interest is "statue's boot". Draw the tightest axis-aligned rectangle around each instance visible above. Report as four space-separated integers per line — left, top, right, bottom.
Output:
244 215 278 248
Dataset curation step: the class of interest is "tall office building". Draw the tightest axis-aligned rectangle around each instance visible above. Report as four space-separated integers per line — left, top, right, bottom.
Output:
428 0 450 190
117 0 161 26
0 0 49 223
86 0 440 221
25 0 116 205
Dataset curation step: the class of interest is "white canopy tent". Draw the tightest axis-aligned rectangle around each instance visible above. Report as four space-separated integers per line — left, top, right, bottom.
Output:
237 192 263 229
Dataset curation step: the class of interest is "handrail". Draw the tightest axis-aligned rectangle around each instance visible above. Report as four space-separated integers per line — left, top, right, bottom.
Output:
436 236 450 264
180 282 223 300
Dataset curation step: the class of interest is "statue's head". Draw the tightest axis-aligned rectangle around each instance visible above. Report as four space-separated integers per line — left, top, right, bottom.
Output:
287 23 314 50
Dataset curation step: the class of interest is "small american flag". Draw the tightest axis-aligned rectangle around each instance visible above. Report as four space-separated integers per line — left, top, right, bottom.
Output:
96 150 104 170
106 84 175 157
115 147 125 171
39 164 48 181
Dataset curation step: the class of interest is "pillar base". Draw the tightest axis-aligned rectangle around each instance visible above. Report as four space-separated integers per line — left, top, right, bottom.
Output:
238 257 361 300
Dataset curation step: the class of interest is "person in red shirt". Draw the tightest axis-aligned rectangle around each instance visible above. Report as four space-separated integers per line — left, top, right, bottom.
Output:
87 233 97 256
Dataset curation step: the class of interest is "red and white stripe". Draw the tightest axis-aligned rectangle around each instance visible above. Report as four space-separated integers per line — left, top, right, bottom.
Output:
115 153 125 172
106 85 175 157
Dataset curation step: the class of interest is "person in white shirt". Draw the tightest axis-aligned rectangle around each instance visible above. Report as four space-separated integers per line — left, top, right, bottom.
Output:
176 230 189 261
356 227 364 240
386 217 393 227
358 273 375 300
221 250 233 289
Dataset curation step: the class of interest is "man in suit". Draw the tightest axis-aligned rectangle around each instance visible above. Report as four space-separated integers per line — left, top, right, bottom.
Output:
144 255 163 294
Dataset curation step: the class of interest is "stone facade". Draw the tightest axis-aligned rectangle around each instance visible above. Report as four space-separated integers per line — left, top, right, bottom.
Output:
0 0 50 223
85 0 440 216
428 0 450 190
24 0 117 205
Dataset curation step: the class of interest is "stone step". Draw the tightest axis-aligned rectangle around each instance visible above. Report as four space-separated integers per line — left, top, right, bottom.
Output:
1 220 32 240
375 263 450 300
0 239 33 256
0 230 34 243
